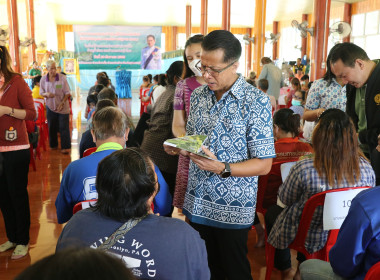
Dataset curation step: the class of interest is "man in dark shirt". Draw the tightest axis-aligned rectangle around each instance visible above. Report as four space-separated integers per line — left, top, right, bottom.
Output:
330 42 380 185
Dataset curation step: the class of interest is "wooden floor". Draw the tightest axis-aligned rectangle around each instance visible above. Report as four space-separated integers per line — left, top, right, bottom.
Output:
0 97 293 279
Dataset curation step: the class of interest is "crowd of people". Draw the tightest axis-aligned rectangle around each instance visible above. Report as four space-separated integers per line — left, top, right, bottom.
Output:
0 31 380 280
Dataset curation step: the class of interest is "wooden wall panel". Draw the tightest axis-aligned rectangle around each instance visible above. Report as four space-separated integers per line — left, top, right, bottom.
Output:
352 0 380 15
57 24 73 51
330 4 344 20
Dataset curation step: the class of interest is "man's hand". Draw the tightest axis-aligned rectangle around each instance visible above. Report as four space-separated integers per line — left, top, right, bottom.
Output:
189 146 224 175
57 102 64 111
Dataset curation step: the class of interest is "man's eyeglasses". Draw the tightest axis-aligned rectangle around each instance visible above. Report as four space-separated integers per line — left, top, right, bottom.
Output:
195 60 237 77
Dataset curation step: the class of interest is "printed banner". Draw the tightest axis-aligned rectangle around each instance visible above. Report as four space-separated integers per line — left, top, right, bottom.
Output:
73 25 162 70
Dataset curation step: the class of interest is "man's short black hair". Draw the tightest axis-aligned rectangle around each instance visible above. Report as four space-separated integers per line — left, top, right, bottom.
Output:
98 88 117 102
258 79 269 91
201 30 242 63
300 75 309 81
329 42 370 68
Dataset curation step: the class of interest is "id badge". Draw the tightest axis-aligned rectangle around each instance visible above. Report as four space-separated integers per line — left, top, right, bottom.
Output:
5 127 17 141
56 84 63 89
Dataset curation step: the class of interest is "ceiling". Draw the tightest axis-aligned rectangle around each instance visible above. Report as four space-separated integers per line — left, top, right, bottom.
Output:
2 0 365 27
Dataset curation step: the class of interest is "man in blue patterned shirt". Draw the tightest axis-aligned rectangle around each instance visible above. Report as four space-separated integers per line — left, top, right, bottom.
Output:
167 30 276 279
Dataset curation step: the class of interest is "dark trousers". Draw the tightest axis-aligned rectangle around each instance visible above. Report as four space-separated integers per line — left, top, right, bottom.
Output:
265 205 292 270
46 106 71 149
0 149 30 245
190 222 252 280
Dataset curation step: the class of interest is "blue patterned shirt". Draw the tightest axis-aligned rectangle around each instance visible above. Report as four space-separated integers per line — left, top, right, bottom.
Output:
305 78 346 111
183 75 276 229
268 157 376 253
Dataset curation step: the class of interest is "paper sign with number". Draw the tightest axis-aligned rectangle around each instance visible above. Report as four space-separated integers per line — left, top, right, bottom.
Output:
323 188 367 230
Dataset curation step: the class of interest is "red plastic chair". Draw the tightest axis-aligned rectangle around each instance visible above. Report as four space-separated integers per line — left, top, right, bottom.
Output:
256 161 296 216
34 100 48 151
83 147 97 157
73 199 98 214
365 261 380 280
264 186 371 280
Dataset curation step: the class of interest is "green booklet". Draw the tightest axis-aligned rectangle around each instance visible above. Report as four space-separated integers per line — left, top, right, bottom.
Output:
164 135 218 161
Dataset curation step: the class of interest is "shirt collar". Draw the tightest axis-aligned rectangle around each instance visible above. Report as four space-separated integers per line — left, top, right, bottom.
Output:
213 74 246 100
95 142 123 152
46 73 59 81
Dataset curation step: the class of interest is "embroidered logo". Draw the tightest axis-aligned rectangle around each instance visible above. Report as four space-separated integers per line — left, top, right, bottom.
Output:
5 127 17 141
374 93 380 105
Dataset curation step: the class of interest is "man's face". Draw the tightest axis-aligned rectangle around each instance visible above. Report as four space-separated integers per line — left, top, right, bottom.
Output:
48 63 57 77
331 59 367 88
147 37 155 47
200 49 238 95
297 59 301 65
33 62 38 69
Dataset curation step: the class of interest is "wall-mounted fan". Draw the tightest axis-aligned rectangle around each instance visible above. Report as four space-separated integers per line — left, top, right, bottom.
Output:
294 45 302 50
37 41 47 50
243 34 255 45
291 20 314 37
0 25 9 47
20 37 35 47
330 21 352 39
266 33 281 43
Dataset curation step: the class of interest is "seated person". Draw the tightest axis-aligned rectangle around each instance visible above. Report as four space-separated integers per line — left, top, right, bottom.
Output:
56 107 171 223
258 78 276 112
289 90 306 118
253 109 313 247
32 75 44 99
56 148 210 280
300 185 380 280
85 84 104 120
265 109 376 279
86 94 98 121
15 247 135 280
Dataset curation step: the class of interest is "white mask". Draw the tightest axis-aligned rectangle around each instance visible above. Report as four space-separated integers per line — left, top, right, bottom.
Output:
188 59 202 77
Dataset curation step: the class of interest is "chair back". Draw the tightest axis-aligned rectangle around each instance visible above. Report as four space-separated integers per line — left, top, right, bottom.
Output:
73 199 98 214
83 147 97 157
256 160 296 215
365 261 380 280
289 186 371 260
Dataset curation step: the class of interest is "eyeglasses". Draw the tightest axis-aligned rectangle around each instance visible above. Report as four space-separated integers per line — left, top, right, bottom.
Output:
195 60 237 77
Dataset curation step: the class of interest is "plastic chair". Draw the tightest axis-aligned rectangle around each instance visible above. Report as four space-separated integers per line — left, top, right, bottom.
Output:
264 186 371 280
83 147 97 157
73 199 98 215
34 100 48 151
256 161 296 216
365 261 380 280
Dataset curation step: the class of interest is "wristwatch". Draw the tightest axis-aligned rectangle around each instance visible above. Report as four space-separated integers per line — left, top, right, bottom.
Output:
220 162 231 178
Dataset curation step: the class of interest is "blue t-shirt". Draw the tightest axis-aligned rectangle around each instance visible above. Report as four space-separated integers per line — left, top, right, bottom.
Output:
56 212 210 280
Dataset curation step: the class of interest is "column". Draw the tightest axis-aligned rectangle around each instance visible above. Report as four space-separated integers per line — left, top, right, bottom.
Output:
343 3 352 43
25 0 36 63
7 0 20 73
301 14 308 57
272 21 279 60
172 26 178 51
311 0 331 80
200 0 208 35
221 0 231 31
245 28 252 76
186 4 192 39
253 0 266 76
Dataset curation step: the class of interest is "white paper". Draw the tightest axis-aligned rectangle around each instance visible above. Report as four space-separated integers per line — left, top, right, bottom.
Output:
280 161 297 182
323 188 367 230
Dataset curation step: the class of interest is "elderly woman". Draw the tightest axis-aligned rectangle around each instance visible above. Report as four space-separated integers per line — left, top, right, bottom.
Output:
265 109 376 279
0 46 36 259
40 60 71 154
56 148 210 280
